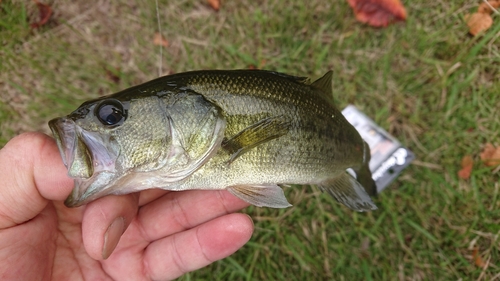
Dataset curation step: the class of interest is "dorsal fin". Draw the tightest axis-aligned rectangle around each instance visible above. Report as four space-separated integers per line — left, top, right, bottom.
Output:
269 71 311 84
311 71 335 106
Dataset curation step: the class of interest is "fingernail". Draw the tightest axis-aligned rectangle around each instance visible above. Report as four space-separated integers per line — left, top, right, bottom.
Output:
245 214 254 228
102 217 125 259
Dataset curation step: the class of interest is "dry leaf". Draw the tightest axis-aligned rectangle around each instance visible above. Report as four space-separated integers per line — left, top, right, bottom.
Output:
104 67 121 84
458 155 473 179
248 59 267 70
259 59 267 68
358 237 371 258
30 0 53 29
153 33 169 47
466 12 493 35
207 0 220 11
478 0 500 14
472 246 486 268
347 0 407 27
404 234 413 245
480 143 500 167
467 0 499 35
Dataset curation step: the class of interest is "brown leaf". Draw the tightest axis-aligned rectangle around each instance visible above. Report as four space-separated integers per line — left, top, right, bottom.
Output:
480 143 500 167
248 59 267 70
359 237 370 258
30 0 53 29
153 33 169 47
458 155 473 179
259 59 267 68
347 0 407 27
466 12 493 35
472 246 486 268
404 234 413 245
104 67 121 84
478 0 500 14
207 0 220 11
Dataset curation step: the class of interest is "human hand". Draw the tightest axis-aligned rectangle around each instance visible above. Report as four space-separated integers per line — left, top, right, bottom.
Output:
0 133 253 280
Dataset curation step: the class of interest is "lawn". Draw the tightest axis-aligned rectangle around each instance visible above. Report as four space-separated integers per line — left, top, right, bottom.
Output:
1 0 499 280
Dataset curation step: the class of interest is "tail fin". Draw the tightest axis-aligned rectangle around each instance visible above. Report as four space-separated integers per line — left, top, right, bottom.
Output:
353 141 377 196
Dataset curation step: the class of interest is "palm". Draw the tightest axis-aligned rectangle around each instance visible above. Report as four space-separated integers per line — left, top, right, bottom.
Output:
0 134 253 281
51 190 252 281
3 190 250 281
49 199 150 280
51 202 104 280
0 186 251 280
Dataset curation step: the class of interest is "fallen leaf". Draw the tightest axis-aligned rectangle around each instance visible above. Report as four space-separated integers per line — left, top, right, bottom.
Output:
404 234 413 245
458 155 473 179
466 0 500 35
478 0 500 14
347 0 407 27
30 0 53 29
153 33 169 47
480 143 500 167
465 12 493 36
472 246 486 268
104 67 121 84
207 0 220 11
259 59 267 68
359 237 370 255
248 59 267 70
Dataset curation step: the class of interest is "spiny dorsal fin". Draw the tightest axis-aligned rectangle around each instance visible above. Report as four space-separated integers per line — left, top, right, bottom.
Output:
271 70 335 106
311 71 335 106
269 71 311 85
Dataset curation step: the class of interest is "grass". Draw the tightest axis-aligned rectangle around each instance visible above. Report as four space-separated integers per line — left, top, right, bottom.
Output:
1 0 499 280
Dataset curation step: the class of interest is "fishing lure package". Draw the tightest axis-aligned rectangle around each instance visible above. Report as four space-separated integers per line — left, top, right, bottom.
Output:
342 105 415 193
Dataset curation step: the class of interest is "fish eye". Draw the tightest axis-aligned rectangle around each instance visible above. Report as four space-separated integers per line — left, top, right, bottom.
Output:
95 99 126 126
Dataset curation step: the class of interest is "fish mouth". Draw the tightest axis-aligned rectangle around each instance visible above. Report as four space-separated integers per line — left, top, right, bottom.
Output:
49 118 119 207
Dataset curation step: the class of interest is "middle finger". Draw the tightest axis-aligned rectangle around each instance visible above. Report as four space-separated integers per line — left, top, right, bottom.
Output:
135 189 249 241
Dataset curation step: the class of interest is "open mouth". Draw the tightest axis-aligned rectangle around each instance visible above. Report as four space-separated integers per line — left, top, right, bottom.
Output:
49 118 119 207
49 118 76 170
49 118 94 179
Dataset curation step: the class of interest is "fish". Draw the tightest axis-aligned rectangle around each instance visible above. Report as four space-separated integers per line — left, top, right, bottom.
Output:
49 70 378 211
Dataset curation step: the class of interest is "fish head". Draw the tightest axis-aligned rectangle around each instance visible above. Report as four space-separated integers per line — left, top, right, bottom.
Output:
49 96 174 207
50 89 225 208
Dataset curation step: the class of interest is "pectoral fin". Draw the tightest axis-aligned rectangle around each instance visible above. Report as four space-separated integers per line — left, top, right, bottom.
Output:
318 173 377 212
222 116 290 164
227 184 292 208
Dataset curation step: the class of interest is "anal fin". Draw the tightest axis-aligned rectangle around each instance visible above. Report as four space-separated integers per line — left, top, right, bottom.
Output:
318 173 377 212
353 141 377 196
227 184 292 208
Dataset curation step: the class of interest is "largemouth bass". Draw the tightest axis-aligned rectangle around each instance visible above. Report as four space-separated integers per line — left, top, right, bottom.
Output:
49 70 378 211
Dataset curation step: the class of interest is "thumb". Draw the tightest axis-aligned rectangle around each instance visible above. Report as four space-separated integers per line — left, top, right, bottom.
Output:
0 132 73 229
